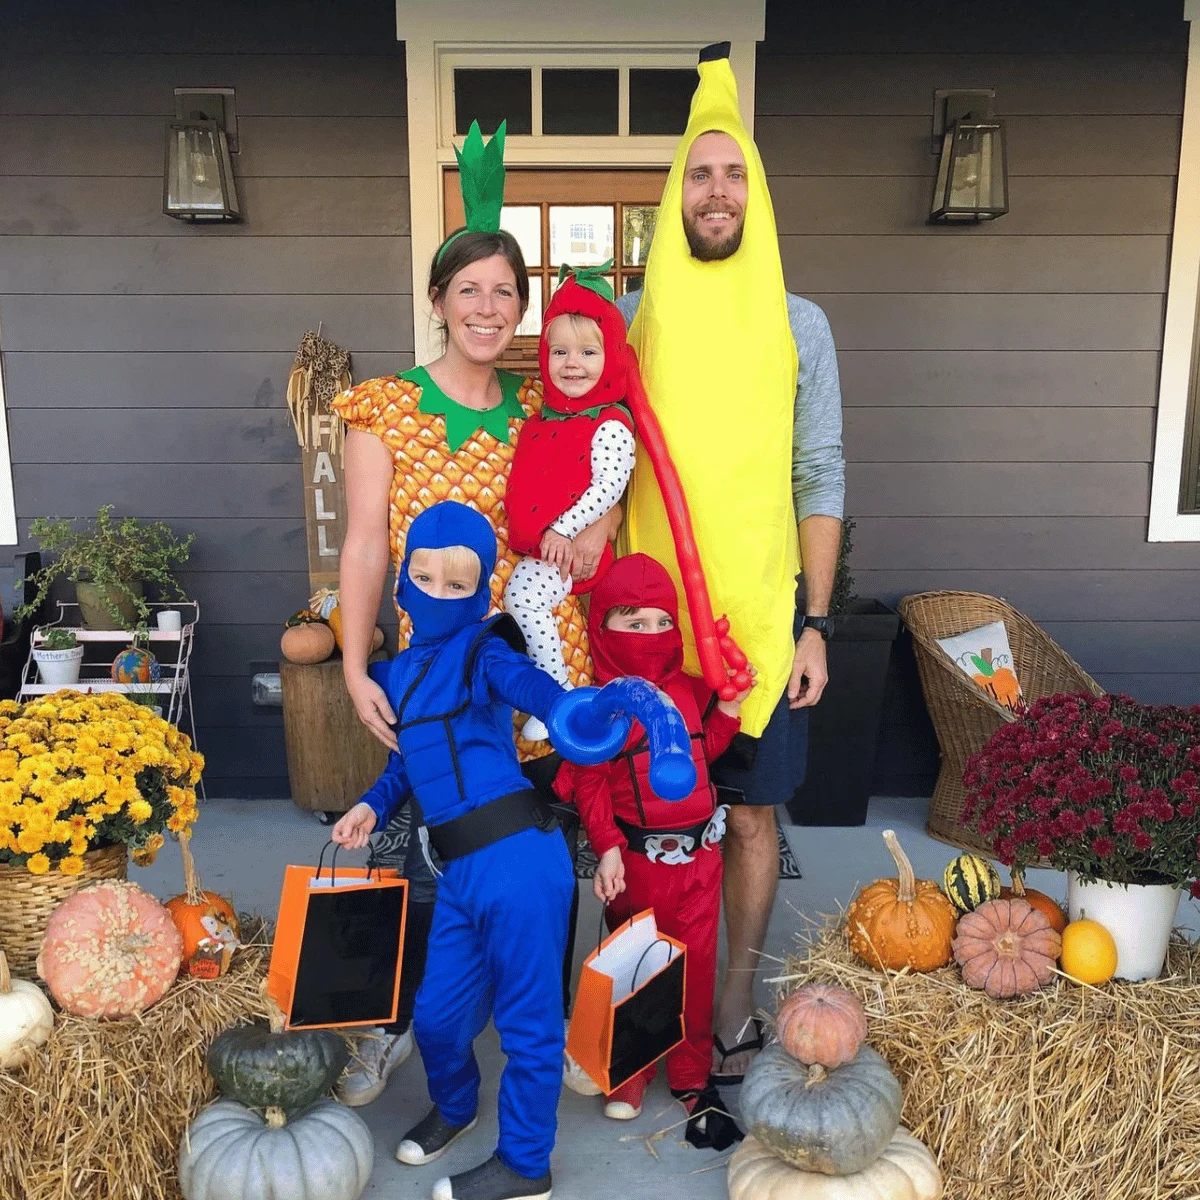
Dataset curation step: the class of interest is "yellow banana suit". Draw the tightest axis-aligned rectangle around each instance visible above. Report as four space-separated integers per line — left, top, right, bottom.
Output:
626 50 798 736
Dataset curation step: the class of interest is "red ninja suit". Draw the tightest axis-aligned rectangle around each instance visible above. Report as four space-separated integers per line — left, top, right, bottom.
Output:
554 553 740 1094
505 272 635 595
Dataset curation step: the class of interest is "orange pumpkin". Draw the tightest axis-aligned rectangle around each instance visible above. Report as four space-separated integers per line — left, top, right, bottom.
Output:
37 880 182 1017
952 898 1060 998
165 831 240 979
775 984 867 1069
280 622 335 665
847 830 958 973
1000 869 1067 934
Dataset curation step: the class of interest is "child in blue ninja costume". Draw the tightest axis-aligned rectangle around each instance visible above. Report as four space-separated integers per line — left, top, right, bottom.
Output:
332 499 575 1200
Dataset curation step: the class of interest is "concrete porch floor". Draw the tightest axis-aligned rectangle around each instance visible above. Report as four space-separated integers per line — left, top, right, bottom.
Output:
138 795 1200 1199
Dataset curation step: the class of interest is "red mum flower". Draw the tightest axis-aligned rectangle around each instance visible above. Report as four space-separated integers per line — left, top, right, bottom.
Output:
1191 881 1200 900
1092 836 1115 858
1134 831 1153 851
1119 765 1139 782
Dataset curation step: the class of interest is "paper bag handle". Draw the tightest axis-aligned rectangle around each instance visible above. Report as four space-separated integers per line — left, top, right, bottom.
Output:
596 902 636 953
631 938 673 991
315 839 383 887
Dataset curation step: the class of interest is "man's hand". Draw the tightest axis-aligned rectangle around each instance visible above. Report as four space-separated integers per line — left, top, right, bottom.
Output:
346 671 399 751
788 629 829 709
539 528 574 582
593 846 626 903
332 802 377 850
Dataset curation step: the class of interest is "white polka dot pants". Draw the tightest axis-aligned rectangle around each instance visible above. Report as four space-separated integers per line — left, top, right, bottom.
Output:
504 555 573 687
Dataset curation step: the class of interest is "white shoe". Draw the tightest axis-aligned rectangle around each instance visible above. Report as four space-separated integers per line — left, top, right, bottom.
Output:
336 1027 413 1107
561 1020 601 1096
522 716 550 742
602 1100 642 1120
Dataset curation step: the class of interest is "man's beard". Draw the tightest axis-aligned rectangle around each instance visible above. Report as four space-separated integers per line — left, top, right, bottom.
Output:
683 211 745 261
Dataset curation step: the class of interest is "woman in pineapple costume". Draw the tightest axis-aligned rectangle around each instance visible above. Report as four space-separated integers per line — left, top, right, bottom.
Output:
333 121 614 1121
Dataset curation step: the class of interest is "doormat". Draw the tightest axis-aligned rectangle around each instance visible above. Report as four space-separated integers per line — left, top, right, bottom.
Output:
373 806 802 881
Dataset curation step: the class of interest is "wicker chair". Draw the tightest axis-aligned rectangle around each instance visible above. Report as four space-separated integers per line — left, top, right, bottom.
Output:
898 591 1104 856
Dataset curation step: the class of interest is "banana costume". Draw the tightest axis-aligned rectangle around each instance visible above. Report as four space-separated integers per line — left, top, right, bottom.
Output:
627 46 798 736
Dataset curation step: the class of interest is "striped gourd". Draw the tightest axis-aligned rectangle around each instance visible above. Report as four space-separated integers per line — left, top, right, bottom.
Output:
942 854 1002 914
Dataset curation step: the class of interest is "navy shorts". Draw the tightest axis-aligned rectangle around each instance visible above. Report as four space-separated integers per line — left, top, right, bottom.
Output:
711 691 810 807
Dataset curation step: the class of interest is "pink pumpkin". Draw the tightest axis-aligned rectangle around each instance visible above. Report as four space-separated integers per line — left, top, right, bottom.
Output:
775 983 868 1069
37 880 182 1018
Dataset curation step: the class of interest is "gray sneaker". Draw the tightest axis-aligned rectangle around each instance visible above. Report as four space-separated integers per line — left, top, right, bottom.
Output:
433 1155 552 1200
336 1027 413 1107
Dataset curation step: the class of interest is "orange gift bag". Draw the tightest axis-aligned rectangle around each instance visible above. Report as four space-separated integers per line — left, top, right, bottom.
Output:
266 842 407 1030
566 908 686 1093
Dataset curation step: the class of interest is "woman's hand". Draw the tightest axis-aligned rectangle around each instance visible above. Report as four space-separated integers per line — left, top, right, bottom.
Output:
332 802 377 850
570 503 621 582
593 846 626 903
539 528 574 582
346 670 399 751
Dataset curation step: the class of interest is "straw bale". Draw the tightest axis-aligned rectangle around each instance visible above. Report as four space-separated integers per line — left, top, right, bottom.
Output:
0 916 278 1200
774 918 1200 1200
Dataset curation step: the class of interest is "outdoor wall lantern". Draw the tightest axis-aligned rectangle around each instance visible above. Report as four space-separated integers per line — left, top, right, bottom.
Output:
164 87 241 222
929 88 1008 224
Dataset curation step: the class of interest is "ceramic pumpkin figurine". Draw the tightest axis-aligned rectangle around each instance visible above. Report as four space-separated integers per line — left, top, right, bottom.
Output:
111 644 161 684
0 949 54 1069
774 984 866 1069
969 648 1021 711
165 831 240 978
999 868 1067 934
952 898 1061 999
847 830 958 972
37 879 183 1018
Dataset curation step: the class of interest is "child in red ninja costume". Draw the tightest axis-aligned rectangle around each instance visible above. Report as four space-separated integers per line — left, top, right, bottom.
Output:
553 552 749 1151
504 264 637 742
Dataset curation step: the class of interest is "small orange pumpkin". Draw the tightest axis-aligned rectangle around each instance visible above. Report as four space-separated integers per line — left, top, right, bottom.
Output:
280 621 335 665
775 984 867 1069
164 831 240 979
847 830 958 973
1000 868 1067 934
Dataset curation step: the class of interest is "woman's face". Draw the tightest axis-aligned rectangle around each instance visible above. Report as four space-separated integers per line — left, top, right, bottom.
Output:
432 254 524 366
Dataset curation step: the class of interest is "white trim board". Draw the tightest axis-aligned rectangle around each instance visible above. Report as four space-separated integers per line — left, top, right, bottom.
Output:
0 315 19 547
1149 10 1200 540
396 0 765 365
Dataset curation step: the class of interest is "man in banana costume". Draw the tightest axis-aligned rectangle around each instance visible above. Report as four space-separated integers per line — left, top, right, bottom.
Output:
615 44 845 1082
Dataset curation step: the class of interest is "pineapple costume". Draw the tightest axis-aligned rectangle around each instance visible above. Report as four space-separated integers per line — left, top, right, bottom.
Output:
625 46 799 737
332 366 591 761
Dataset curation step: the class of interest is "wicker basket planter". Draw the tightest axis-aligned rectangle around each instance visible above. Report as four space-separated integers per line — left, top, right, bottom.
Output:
898 590 1103 856
0 842 128 975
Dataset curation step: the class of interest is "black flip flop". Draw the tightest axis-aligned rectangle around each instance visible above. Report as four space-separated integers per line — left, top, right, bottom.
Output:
712 1017 764 1085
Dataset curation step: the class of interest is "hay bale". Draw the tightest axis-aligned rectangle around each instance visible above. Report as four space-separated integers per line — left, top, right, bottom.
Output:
775 920 1200 1200
0 917 277 1200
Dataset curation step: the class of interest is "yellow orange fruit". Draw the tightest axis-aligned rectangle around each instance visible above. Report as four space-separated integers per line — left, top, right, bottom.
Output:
1060 919 1118 985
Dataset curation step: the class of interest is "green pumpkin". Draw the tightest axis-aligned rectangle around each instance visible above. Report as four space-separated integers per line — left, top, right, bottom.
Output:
206 1015 349 1114
740 1042 903 1176
941 853 1002 914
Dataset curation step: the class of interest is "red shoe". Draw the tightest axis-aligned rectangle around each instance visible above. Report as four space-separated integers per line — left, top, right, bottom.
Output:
604 1074 650 1120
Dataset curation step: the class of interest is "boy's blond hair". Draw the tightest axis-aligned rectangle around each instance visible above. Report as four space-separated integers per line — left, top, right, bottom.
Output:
409 544 482 589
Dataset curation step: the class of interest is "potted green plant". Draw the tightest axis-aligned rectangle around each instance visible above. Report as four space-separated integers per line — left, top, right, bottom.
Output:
32 628 84 686
125 685 165 720
787 519 902 826
16 506 194 631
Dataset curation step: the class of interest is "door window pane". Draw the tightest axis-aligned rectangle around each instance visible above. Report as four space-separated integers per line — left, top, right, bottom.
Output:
542 69 619 136
501 206 542 268
622 206 657 267
516 276 543 337
629 69 695 136
623 274 644 295
454 69 532 136
549 205 614 267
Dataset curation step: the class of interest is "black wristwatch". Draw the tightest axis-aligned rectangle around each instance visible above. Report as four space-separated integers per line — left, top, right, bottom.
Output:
799 615 835 641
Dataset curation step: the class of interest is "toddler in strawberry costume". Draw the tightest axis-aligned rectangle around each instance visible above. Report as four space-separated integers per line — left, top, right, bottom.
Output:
504 264 636 740
553 552 748 1150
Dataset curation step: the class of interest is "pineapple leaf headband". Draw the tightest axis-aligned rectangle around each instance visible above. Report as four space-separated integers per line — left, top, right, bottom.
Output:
556 259 615 302
438 119 507 262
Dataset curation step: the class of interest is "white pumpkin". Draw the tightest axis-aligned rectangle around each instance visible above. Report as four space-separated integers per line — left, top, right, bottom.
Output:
0 949 54 1069
178 1099 373 1200
729 1129 943 1200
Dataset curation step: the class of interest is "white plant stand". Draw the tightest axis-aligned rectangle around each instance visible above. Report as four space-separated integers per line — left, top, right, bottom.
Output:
17 601 205 799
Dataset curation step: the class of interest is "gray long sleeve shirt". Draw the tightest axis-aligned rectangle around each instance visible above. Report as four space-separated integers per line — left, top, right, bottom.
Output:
614 290 846 522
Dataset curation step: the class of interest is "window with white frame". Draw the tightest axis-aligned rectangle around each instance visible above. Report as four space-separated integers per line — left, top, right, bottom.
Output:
1149 1 1200 540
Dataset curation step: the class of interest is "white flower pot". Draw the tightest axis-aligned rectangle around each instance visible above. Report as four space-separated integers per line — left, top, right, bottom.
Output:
1067 873 1182 981
33 645 84 686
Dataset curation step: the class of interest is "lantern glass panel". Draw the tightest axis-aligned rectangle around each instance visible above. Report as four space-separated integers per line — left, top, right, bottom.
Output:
164 120 239 220
930 119 1007 222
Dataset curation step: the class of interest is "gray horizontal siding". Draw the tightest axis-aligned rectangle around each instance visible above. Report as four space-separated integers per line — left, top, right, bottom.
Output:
0 1 409 797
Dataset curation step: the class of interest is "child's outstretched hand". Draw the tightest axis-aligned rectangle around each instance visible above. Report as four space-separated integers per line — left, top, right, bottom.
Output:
331 802 376 850
718 665 757 718
539 528 574 581
594 846 626 903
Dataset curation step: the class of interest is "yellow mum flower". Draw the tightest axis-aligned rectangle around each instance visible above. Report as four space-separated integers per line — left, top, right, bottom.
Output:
58 856 84 875
128 799 153 823
166 812 189 834
16 829 44 854
144 832 165 854
25 853 50 875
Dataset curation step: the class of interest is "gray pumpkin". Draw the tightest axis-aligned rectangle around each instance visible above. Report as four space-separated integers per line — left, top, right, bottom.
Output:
178 1099 373 1200
740 1042 903 1176
206 1019 348 1114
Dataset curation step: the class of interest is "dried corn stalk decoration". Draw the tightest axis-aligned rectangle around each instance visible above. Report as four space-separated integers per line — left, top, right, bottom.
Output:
286 328 352 457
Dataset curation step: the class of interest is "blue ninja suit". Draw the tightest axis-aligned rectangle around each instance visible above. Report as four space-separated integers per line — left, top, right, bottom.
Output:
359 501 574 1181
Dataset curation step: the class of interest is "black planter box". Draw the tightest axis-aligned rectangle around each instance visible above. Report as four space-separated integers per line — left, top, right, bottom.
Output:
787 598 901 827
